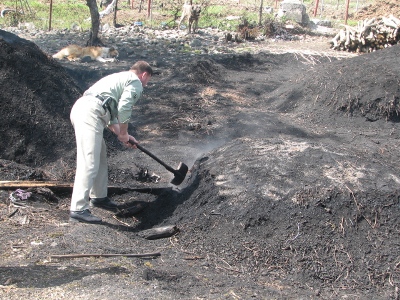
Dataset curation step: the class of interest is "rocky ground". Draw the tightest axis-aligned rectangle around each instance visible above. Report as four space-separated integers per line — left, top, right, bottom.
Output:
1 1 400 299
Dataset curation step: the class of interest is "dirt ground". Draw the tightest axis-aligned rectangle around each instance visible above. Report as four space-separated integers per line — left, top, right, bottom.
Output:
1 1 400 299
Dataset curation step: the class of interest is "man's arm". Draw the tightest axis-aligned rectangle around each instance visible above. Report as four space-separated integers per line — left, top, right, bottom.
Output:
117 123 129 143
108 123 138 147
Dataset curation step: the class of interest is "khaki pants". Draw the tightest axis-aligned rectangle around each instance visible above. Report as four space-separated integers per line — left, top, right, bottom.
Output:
70 96 111 211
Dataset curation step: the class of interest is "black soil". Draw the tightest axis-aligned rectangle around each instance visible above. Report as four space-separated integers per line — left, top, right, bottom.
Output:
1 27 400 299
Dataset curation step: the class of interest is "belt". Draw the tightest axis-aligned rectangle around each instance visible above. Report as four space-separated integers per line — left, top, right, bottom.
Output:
87 94 113 115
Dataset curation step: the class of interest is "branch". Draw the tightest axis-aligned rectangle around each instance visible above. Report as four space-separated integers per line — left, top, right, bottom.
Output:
50 252 161 259
0 180 171 195
99 0 117 18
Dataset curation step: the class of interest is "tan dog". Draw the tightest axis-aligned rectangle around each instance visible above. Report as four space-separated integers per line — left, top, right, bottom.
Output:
52 45 118 63
178 3 201 33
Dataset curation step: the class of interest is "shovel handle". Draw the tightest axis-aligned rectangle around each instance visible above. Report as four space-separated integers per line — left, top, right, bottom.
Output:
128 140 176 174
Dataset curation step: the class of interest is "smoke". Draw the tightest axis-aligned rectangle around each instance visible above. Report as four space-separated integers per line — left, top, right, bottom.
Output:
179 138 228 168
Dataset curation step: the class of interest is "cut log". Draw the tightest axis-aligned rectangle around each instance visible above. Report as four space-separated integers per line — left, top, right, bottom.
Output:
345 26 351 47
138 225 179 240
332 15 400 53
389 15 400 26
331 32 341 49
382 16 398 29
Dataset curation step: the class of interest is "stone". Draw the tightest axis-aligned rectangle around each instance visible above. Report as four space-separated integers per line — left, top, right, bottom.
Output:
310 19 332 27
190 38 202 47
277 0 309 25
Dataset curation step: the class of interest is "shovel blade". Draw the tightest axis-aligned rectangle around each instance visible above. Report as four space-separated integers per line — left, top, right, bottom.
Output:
170 162 189 185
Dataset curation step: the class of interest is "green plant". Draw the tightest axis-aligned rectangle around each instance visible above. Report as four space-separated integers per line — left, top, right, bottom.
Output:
199 4 259 31
0 0 91 30
194 5 227 29
236 17 259 40
47 1 91 30
346 20 358 27
1 11 24 27
180 43 192 53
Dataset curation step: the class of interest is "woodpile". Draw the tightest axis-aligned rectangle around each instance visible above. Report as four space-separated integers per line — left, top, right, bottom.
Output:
330 15 400 53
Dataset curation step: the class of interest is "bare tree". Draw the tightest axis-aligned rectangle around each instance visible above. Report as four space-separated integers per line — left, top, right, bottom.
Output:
113 0 119 27
86 0 104 46
258 0 264 25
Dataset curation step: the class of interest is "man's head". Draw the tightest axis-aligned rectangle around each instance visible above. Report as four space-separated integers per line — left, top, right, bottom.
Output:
130 61 153 87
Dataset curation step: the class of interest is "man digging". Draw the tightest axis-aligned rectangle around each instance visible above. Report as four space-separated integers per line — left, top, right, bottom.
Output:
69 61 153 223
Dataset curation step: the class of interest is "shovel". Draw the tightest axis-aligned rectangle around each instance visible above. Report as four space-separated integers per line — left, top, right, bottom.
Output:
129 140 188 185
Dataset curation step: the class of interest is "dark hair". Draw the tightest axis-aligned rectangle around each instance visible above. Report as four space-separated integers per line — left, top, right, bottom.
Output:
130 61 153 76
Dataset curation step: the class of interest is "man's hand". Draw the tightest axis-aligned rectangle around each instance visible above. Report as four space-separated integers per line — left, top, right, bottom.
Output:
118 133 138 149
118 132 130 143
110 123 137 148
127 136 139 149
120 136 138 149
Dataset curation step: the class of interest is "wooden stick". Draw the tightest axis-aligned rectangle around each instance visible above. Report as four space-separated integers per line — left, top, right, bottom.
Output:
0 180 74 189
0 180 171 194
50 252 161 259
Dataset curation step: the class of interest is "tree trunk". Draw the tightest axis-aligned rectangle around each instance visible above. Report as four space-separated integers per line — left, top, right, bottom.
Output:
139 0 144 12
113 0 119 27
258 0 263 26
147 0 151 18
86 0 103 46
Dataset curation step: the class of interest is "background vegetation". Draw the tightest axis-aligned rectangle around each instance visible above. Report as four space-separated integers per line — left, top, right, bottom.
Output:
0 0 375 32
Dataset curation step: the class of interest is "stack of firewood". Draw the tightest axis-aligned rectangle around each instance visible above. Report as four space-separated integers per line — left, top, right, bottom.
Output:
330 15 400 53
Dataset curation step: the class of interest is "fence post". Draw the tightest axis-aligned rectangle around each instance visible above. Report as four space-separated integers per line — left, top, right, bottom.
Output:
313 0 320 17
49 0 53 31
344 0 350 25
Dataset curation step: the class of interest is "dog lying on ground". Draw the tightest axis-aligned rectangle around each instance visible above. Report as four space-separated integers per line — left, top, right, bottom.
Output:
52 45 118 63
178 3 201 33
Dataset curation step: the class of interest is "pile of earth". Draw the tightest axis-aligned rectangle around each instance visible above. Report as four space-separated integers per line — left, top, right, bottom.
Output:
0 30 80 169
1 22 400 300
355 0 400 20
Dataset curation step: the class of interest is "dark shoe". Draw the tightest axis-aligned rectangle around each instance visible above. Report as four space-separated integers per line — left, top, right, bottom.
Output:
90 197 118 212
69 209 102 224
